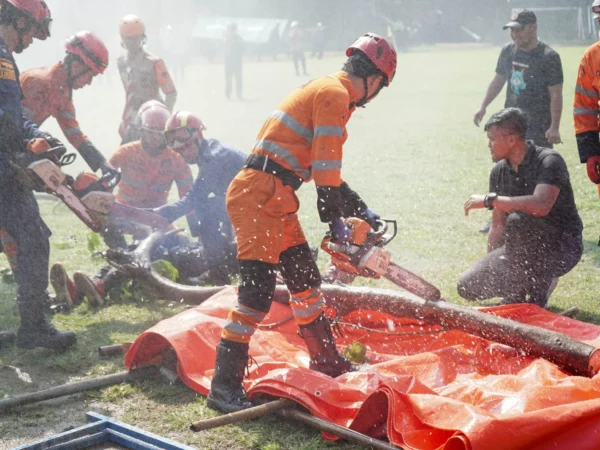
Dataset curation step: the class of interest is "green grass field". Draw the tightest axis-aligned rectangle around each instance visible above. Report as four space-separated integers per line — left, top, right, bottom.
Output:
1 44 599 449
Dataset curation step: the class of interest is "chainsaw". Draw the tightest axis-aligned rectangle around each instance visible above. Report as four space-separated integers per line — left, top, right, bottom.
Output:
14 139 104 232
74 172 171 232
321 218 442 301
16 139 170 233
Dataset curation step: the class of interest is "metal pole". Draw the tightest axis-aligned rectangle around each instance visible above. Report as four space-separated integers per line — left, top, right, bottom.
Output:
0 367 154 412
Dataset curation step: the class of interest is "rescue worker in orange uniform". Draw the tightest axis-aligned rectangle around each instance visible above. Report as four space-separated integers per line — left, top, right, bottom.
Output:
0 31 119 277
207 33 396 413
575 0 600 210
104 100 193 247
21 31 116 176
118 15 177 144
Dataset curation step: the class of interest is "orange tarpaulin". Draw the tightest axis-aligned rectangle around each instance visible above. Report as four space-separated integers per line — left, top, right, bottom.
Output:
125 287 600 450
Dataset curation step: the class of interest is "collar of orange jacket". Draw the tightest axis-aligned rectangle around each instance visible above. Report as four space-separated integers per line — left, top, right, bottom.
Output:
332 71 359 109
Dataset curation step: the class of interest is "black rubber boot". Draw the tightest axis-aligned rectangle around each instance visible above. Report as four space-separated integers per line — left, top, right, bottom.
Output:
16 301 76 351
0 330 16 348
298 313 354 378
207 339 253 413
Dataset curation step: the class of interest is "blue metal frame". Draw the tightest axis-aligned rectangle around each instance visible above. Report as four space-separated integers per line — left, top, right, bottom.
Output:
14 412 196 450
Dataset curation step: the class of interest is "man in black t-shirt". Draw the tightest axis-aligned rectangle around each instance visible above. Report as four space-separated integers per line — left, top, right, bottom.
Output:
473 10 563 149
460 108 583 308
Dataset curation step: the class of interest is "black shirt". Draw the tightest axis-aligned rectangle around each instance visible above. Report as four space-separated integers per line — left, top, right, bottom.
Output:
495 42 563 143
489 142 583 238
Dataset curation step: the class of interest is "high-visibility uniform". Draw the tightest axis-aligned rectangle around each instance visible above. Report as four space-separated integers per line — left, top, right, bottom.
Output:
223 71 360 343
109 140 193 208
20 62 106 171
574 41 600 163
117 50 177 142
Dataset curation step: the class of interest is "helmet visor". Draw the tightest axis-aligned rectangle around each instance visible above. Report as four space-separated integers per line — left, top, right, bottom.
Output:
164 127 194 148
34 17 52 40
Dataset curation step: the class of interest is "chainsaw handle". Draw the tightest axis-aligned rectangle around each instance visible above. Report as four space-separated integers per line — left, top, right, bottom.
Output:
376 219 397 246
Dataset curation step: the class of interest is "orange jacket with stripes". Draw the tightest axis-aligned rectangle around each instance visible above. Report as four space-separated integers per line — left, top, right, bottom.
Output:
574 41 600 163
109 140 193 208
252 71 359 221
20 63 106 171
117 50 177 139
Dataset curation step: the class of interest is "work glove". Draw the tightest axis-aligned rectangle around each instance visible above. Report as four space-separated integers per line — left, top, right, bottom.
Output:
99 160 119 180
329 218 351 244
587 155 600 184
364 208 380 229
38 131 64 150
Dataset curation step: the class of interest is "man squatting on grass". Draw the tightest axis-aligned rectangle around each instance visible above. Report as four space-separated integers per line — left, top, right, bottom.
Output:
458 108 583 308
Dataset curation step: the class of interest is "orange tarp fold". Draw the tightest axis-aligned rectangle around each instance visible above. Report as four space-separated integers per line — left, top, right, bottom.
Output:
125 288 600 450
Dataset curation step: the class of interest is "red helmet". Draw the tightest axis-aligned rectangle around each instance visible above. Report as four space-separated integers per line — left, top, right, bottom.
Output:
139 101 171 132
346 33 396 86
164 111 206 149
65 31 109 75
5 0 52 40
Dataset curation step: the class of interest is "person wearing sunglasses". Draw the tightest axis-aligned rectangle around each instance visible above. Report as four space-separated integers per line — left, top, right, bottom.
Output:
117 15 177 145
20 31 117 179
0 0 78 351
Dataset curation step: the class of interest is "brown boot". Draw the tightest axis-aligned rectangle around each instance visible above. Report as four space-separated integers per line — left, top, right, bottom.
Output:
73 272 104 306
298 313 354 377
50 263 76 306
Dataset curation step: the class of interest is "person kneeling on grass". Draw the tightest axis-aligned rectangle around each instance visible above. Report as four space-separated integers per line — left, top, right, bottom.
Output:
459 107 583 308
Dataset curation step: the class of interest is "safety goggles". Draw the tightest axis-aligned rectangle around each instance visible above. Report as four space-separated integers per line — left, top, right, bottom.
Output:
164 127 194 148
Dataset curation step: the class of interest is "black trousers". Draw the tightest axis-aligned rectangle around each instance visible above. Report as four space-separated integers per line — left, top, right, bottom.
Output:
458 213 582 307
0 175 51 308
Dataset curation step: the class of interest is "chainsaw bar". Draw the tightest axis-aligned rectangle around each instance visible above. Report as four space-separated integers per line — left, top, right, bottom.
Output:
385 262 441 301
54 184 103 232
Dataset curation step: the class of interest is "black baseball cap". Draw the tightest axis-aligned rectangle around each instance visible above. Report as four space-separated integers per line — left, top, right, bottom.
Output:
503 9 537 29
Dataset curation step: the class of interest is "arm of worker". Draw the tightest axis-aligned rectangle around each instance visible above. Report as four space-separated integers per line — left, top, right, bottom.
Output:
473 73 507 127
155 59 177 112
543 52 564 145
154 176 200 223
173 154 194 198
20 113 40 140
312 85 347 223
487 209 507 252
464 184 560 218
339 181 379 227
546 84 563 145
574 52 600 183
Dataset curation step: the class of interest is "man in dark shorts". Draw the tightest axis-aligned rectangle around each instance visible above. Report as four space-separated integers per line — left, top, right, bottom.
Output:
459 108 583 308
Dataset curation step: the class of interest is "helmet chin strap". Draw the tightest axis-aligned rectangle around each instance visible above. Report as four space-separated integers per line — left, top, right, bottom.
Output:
351 77 386 109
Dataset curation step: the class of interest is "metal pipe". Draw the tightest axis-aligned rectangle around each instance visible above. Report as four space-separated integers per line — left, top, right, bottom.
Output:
190 399 294 431
279 408 402 450
0 367 154 412
98 344 124 358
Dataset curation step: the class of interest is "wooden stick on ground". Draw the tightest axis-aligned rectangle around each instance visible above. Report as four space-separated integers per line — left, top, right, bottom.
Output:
190 398 294 431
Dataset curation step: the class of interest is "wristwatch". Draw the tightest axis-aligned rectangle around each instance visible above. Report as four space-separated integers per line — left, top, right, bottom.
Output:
484 193 498 210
